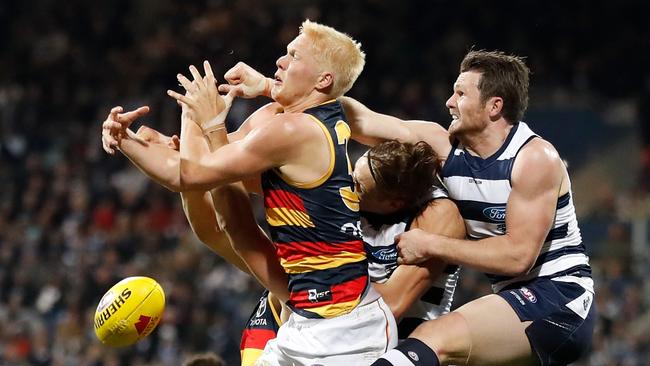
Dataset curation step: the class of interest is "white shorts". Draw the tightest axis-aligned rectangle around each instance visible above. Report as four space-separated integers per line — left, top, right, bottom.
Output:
254 289 397 366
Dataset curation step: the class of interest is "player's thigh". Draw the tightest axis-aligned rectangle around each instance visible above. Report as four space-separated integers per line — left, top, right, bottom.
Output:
454 294 537 366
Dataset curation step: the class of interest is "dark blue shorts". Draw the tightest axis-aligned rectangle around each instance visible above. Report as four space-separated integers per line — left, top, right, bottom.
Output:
498 277 596 366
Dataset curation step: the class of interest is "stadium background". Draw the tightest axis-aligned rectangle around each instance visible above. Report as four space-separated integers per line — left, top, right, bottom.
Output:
1 0 649 364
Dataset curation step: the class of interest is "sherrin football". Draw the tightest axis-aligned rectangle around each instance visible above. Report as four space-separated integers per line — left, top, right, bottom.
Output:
94 276 165 347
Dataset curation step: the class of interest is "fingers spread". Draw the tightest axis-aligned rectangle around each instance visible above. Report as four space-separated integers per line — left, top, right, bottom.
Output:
118 106 150 124
177 73 195 93
203 60 215 80
167 89 192 106
189 65 204 89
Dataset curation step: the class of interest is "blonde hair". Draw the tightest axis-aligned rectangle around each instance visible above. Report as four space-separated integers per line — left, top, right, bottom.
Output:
299 20 365 97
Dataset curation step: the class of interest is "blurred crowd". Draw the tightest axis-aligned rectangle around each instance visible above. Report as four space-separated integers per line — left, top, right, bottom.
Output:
1 0 648 365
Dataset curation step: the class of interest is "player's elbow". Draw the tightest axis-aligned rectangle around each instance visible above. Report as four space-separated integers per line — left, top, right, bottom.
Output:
162 178 183 193
387 298 409 320
179 160 204 191
506 249 537 277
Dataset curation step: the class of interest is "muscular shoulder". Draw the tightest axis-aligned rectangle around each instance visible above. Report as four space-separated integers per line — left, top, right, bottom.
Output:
512 138 564 191
234 102 284 138
248 102 283 125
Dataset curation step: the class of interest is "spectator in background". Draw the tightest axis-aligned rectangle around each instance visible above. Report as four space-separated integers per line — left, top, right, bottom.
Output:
183 352 226 366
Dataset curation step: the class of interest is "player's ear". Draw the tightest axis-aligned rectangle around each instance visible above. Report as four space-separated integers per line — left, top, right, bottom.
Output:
487 96 504 120
316 72 334 91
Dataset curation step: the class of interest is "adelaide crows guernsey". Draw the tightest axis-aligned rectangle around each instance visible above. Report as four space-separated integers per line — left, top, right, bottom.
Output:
261 100 367 319
440 122 592 293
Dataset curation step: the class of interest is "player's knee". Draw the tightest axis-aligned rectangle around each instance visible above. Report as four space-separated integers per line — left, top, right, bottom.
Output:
410 312 471 364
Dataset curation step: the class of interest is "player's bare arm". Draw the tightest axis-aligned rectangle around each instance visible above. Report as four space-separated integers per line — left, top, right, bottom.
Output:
375 198 466 319
202 130 290 302
397 138 564 276
170 108 329 191
129 124 251 273
339 97 452 157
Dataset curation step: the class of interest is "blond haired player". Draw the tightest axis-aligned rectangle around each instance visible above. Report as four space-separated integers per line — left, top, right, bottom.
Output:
118 124 465 365
225 49 596 366
103 20 397 365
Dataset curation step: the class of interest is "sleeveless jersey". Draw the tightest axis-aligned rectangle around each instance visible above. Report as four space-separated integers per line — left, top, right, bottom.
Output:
439 122 592 292
240 290 281 366
362 190 460 338
261 100 367 319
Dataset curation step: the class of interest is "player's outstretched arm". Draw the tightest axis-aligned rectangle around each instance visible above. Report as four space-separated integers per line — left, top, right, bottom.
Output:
340 97 452 157
375 198 466 319
128 125 251 273
101 107 185 191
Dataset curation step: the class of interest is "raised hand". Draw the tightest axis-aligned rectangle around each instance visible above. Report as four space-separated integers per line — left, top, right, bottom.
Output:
217 62 272 99
167 61 234 132
101 106 150 154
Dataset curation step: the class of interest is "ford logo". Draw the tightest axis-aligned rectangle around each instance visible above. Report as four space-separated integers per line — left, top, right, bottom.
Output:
482 206 506 222
372 248 397 262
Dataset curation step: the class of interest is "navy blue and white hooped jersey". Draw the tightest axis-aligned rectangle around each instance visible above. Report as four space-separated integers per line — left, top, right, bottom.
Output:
440 122 592 293
362 190 459 336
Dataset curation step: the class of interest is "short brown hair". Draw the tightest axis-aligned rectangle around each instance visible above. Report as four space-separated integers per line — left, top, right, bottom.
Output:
367 140 439 202
460 50 530 124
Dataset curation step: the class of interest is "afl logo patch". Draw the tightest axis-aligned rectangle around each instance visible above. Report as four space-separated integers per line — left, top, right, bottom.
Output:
520 287 537 303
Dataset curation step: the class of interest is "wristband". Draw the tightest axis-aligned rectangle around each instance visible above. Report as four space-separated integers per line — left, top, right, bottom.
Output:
201 107 229 133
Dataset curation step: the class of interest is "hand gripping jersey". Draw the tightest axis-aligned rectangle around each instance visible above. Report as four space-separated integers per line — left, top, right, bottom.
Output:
261 100 368 319
362 190 460 338
439 122 592 293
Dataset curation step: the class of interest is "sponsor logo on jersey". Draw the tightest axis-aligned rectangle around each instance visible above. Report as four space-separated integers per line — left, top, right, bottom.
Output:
256 297 268 318
249 318 268 327
308 288 332 303
520 287 537 303
371 247 397 262
483 206 506 222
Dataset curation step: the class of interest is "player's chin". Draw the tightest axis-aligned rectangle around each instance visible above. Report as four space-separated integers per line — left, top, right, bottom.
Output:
270 86 281 100
448 119 462 135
